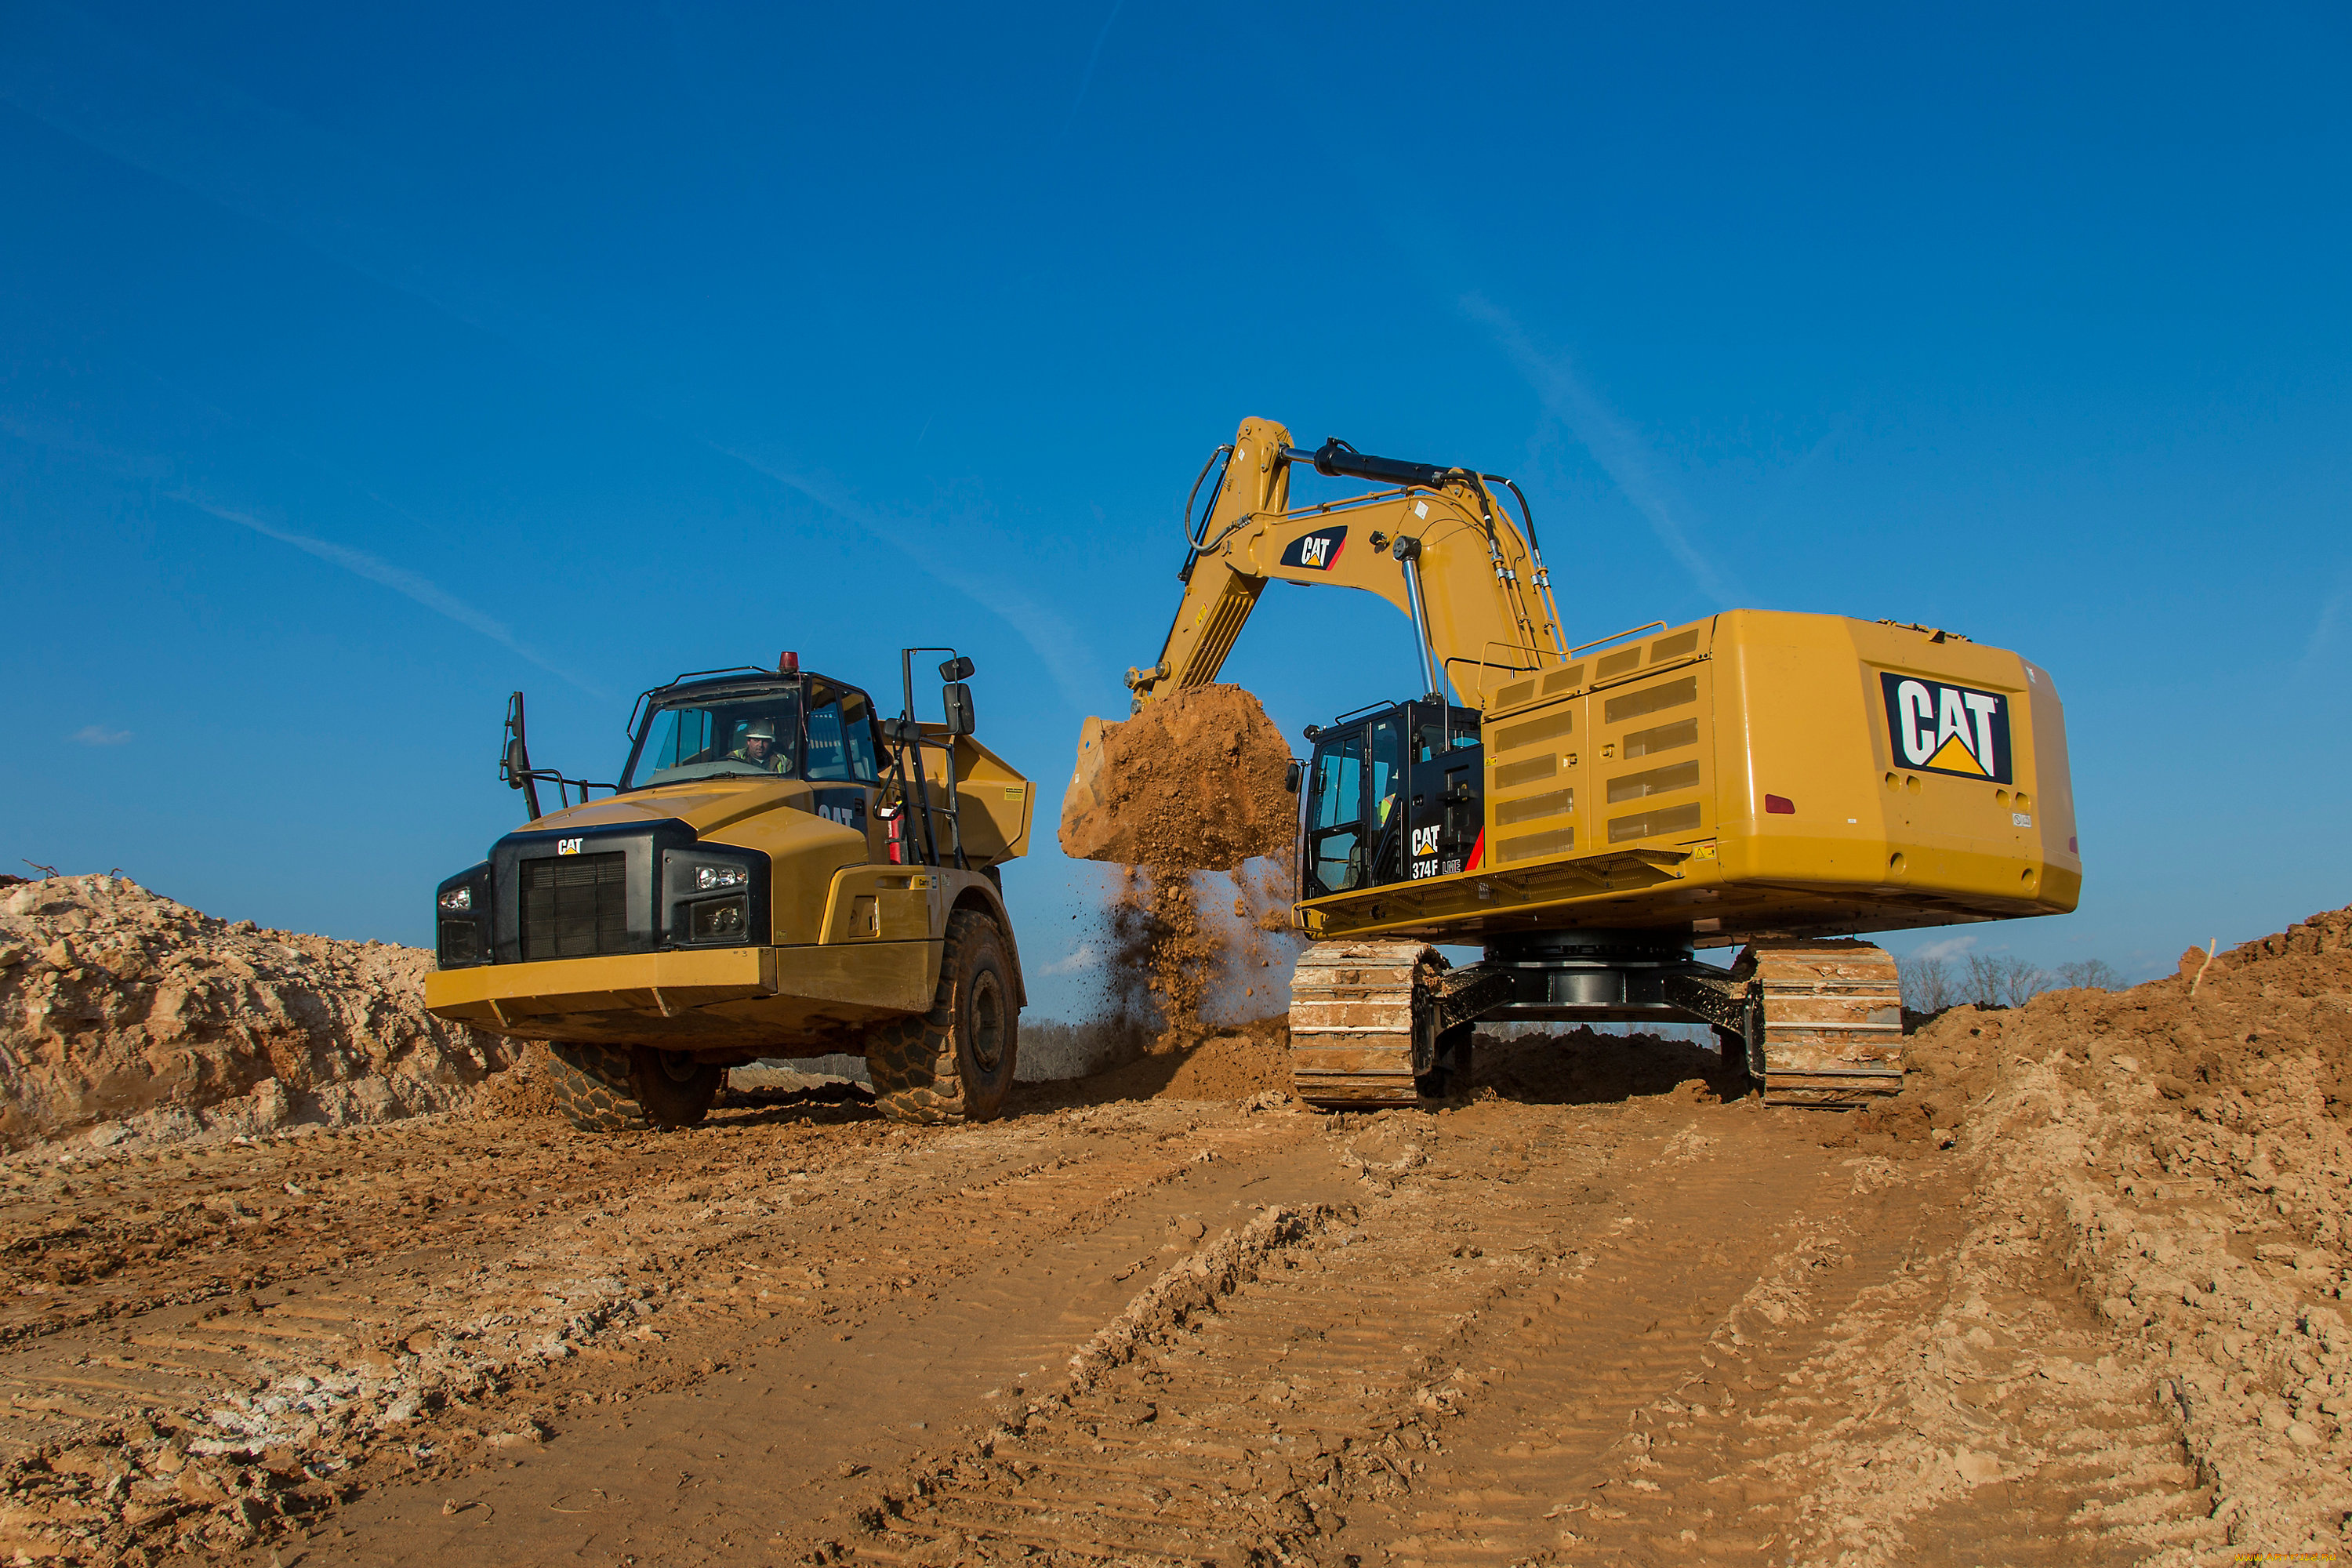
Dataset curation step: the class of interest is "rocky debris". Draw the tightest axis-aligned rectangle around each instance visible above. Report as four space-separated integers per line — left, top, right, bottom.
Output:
0 875 516 1152
1841 904 2352 1555
1058 684 1297 872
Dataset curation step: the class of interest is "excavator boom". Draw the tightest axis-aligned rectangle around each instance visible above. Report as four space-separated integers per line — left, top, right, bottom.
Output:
1130 418 1566 710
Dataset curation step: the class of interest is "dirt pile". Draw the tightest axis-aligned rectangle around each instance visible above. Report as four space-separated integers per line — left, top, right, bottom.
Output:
0 874 517 1152
1058 684 1297 871
1025 1015 1294 1108
1834 904 2352 1554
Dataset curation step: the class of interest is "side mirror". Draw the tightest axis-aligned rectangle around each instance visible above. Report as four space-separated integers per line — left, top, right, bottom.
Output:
1283 760 1303 794
504 738 529 786
938 655 976 682
879 717 924 746
942 682 976 737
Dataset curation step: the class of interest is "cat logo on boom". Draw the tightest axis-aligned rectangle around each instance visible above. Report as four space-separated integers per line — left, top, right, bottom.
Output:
1879 673 2013 784
1278 526 1347 572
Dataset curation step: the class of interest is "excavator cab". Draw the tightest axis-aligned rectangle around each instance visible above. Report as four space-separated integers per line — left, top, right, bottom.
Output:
1301 699 1484 898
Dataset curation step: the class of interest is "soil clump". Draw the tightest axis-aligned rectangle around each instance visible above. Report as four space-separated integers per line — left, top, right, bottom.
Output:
0 874 515 1152
1058 684 1296 871
1062 685 1305 1058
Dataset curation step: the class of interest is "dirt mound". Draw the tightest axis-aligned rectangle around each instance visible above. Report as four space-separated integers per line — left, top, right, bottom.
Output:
1835 903 2352 1553
1023 1017 1293 1108
1059 684 1297 871
0 874 517 1151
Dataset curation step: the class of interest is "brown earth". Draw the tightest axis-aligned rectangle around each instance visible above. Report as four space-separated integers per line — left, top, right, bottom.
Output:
0 877 515 1153
1058 685 1297 873
1062 684 1305 1047
0 884 2346 1563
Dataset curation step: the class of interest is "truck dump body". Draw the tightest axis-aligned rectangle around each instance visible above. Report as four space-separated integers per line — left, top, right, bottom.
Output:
1297 609 2078 946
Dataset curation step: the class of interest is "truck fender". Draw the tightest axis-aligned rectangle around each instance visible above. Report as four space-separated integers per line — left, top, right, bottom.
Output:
949 878 1027 1009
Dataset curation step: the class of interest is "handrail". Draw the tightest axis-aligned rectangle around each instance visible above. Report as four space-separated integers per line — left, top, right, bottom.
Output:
1569 619 1668 657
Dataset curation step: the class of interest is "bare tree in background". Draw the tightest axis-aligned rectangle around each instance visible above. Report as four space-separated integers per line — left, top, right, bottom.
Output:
1899 956 1957 1014
1996 956 2053 1007
1905 951 2121 1011
1954 952 2057 1009
2053 958 2123 991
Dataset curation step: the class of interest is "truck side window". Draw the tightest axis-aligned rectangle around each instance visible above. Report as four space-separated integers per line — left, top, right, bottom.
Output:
804 688 881 785
805 689 853 782
838 691 880 782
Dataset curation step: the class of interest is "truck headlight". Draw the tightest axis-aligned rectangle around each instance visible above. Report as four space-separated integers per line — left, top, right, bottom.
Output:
694 863 747 891
689 896 748 940
438 886 474 911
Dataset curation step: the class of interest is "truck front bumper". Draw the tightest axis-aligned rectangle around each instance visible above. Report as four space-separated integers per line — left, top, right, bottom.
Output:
423 942 939 1054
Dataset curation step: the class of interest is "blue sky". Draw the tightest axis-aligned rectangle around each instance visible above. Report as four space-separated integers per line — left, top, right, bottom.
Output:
4 2 2347 1017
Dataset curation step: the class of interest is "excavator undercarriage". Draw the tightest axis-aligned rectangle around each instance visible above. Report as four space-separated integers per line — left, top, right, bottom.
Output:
1288 935 1904 1109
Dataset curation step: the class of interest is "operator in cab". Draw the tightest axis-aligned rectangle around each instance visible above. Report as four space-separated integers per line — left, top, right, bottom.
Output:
730 719 788 773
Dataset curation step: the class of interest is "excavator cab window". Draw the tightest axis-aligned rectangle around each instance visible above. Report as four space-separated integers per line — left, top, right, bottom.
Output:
1368 714 1406 886
1304 730 1367 898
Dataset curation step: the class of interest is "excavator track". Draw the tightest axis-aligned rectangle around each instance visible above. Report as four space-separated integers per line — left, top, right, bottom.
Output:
1287 939 1440 1109
1734 938 1904 1107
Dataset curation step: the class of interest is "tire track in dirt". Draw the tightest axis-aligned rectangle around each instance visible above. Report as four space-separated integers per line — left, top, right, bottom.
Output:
0 1094 1334 1561
829 1094 2216 1568
249 1101 1353 1565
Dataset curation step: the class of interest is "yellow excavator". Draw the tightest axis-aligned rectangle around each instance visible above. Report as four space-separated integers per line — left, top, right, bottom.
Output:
1074 416 2080 1108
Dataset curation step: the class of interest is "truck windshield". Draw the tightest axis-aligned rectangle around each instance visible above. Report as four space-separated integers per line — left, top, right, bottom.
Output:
623 688 803 788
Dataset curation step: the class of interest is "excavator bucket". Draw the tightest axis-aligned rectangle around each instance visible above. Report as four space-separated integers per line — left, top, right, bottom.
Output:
1056 685 1298 873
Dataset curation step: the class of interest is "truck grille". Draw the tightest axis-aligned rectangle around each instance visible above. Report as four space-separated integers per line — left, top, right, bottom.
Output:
521 854 629 960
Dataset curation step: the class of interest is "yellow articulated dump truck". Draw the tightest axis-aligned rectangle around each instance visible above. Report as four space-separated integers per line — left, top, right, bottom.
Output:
1073 417 2080 1109
424 650 1032 1130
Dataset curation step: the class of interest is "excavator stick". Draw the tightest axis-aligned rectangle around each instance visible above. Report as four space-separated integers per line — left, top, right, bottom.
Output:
1733 939 1905 1107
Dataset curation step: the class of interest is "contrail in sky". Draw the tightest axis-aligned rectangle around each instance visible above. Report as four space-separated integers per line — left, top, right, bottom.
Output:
1460 292 1735 605
1062 0 1127 136
7 18 1088 698
707 444 1097 708
173 494 604 695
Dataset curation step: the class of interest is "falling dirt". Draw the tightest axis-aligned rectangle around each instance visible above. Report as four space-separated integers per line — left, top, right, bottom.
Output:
0 879 2347 1563
1062 684 1306 1051
1058 684 1297 873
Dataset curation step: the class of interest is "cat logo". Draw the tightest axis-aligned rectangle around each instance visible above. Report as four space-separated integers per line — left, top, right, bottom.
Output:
1278 526 1347 572
818 805 858 827
555 837 584 855
1410 826 1440 858
1879 673 2013 784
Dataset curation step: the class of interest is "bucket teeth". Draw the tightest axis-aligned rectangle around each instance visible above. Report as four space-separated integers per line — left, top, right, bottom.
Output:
1736 938 1904 1107
1287 939 1439 1108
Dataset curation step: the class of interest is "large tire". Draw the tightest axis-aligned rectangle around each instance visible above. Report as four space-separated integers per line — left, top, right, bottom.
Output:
866 909 1019 1125
545 1043 723 1132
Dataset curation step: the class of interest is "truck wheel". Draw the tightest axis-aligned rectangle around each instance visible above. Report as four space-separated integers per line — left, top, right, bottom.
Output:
867 909 1020 1125
545 1043 722 1131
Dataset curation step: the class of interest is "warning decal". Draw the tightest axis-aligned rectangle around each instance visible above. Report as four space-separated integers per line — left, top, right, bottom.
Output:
1879 673 2013 784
